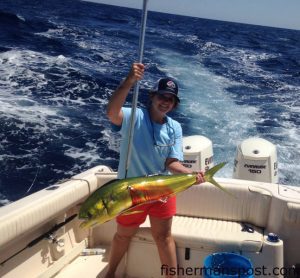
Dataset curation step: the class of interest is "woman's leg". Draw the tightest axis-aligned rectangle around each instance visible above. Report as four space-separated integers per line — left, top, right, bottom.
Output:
150 216 177 278
105 224 139 278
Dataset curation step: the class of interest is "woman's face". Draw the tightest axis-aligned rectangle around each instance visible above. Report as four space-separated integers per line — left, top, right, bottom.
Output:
151 93 176 116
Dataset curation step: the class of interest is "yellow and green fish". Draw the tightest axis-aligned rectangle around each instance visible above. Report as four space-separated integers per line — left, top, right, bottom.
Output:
79 162 231 228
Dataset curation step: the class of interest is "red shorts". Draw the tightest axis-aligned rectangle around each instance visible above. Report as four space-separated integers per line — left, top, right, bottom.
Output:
116 196 176 227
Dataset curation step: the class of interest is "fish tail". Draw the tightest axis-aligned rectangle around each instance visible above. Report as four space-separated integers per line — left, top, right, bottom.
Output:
205 162 227 177
204 162 236 198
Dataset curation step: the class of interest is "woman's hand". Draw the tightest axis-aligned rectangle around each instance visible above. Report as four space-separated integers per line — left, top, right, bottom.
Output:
166 159 206 184
107 63 145 126
126 63 145 84
194 171 205 184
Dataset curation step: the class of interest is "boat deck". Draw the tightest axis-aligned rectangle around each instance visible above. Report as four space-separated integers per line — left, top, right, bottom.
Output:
56 251 107 278
55 246 126 278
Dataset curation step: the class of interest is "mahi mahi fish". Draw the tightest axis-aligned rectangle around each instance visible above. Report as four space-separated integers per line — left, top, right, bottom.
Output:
79 162 232 228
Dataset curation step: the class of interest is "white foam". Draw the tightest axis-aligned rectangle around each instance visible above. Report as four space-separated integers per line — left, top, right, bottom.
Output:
16 14 25 21
155 46 299 184
0 193 10 206
156 49 258 175
101 128 121 153
0 49 83 134
63 142 102 168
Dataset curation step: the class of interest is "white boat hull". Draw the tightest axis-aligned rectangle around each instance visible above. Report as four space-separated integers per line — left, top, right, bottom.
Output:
0 165 299 277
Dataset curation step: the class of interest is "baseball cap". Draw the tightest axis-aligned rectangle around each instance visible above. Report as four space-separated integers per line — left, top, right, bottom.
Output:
152 77 180 102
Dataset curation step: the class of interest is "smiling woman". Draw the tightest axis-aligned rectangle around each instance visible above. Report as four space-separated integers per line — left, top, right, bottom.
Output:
149 77 180 118
105 62 205 277
0 0 299 276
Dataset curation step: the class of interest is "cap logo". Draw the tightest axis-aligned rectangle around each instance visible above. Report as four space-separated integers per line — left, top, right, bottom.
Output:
167 80 176 89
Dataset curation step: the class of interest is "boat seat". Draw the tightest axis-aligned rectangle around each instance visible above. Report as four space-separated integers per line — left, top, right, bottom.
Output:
135 216 263 252
94 179 272 253
132 181 272 253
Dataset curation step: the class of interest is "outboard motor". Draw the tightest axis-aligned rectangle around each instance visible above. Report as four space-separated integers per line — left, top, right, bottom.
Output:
182 135 214 172
233 138 278 183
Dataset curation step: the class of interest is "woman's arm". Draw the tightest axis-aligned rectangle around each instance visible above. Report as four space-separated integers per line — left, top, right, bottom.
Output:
106 63 144 126
166 158 205 184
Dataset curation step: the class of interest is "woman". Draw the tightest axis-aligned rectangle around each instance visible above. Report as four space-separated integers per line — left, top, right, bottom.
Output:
105 63 204 278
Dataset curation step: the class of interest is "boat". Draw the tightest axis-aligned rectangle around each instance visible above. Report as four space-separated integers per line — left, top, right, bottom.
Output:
1 1 299 277
0 134 300 278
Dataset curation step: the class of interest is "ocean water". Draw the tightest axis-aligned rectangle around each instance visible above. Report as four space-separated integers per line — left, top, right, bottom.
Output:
0 0 299 205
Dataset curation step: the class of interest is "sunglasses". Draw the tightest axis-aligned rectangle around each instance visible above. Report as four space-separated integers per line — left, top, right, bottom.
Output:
151 120 176 147
156 94 176 103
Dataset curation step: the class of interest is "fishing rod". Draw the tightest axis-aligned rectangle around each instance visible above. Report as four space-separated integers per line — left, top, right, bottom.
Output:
24 132 89 197
124 0 149 178
0 214 77 266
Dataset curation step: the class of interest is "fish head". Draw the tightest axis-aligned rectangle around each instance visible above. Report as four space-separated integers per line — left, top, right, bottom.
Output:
78 199 110 228
79 215 108 229
79 209 111 228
